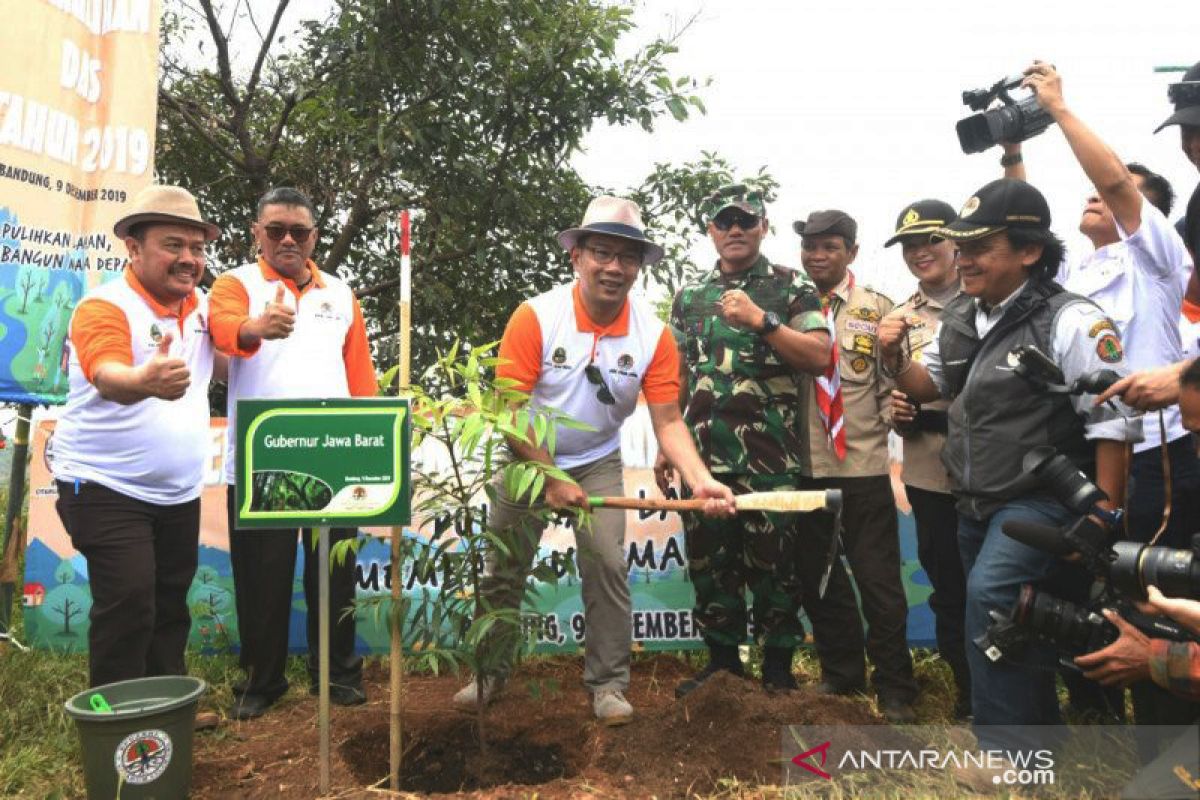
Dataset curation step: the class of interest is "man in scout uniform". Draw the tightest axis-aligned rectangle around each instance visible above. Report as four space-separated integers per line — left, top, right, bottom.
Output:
795 209 919 723
882 199 971 720
452 196 734 725
657 183 841 697
51 185 221 690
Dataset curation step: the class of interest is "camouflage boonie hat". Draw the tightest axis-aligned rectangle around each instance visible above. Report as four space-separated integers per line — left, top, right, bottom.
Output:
697 183 766 227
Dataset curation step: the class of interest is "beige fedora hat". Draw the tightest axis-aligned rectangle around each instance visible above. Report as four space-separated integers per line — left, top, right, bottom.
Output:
556 196 664 264
112 185 220 241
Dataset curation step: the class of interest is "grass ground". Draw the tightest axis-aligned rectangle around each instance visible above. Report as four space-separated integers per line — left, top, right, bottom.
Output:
0 601 1158 800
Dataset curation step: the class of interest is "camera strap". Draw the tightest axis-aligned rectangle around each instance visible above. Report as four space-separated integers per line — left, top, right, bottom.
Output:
1149 409 1171 546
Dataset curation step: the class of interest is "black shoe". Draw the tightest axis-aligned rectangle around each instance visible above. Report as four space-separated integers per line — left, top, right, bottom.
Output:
230 692 280 720
761 647 798 694
310 682 367 706
676 644 743 699
811 680 865 696
879 696 917 724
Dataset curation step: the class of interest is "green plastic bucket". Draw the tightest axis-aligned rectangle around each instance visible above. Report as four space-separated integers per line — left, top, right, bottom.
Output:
65 676 206 799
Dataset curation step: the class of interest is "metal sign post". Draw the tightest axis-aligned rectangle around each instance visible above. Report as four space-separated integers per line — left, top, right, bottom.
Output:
235 398 411 795
317 525 331 794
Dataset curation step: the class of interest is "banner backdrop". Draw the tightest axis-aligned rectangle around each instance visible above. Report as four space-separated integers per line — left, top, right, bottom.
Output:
22 411 938 653
0 0 160 404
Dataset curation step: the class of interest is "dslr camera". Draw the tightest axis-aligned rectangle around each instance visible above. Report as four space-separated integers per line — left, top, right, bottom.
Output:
956 73 1055 154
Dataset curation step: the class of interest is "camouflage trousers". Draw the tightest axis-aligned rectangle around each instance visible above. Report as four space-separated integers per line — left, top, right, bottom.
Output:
683 472 806 648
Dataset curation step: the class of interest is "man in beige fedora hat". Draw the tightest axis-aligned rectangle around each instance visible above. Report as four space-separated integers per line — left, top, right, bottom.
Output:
51 184 225 694
452 195 734 725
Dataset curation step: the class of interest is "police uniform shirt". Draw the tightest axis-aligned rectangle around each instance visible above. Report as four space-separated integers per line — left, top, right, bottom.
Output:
921 282 1142 444
1056 203 1192 451
886 283 957 494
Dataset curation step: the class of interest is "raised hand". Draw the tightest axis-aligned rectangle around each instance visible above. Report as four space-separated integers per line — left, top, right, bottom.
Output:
140 331 191 400
254 284 296 340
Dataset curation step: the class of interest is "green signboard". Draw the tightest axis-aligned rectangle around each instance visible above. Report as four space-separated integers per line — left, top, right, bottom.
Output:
235 398 411 528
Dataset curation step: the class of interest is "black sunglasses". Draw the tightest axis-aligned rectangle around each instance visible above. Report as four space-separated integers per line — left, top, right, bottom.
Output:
712 211 761 232
262 224 315 243
584 362 616 405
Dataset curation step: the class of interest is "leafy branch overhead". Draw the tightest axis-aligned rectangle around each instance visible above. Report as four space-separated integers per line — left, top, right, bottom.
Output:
158 0 712 377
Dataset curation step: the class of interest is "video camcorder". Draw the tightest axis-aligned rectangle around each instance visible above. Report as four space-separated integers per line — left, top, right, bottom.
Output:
956 73 1055 154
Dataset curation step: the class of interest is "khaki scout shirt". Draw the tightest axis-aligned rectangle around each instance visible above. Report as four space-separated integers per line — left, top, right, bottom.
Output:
802 273 894 478
886 284 957 494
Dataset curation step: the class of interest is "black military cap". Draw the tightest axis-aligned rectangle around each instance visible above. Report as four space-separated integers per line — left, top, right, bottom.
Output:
1155 60 1200 134
793 209 857 243
936 179 1051 241
884 199 958 247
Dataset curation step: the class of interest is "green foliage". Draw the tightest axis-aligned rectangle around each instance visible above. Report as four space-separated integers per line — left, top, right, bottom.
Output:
157 0 708 378
339 341 585 688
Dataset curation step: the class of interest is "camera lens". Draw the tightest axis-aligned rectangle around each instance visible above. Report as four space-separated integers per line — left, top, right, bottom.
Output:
1030 452 1105 515
1017 585 1115 655
1137 546 1200 599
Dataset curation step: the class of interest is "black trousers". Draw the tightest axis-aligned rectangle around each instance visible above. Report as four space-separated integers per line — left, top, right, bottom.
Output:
800 475 917 702
906 485 970 704
225 487 362 697
55 480 200 688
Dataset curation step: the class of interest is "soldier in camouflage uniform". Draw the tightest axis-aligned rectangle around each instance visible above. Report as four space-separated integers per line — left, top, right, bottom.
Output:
656 183 842 696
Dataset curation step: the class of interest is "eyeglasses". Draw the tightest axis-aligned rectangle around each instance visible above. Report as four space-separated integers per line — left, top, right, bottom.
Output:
712 211 761 232
262 224 315 243
584 361 616 405
585 245 642 269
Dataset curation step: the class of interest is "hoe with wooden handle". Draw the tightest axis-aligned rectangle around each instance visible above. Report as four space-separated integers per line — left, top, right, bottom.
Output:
589 489 845 598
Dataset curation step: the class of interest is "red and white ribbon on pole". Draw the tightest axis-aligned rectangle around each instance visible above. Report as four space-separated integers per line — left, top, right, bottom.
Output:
398 210 412 390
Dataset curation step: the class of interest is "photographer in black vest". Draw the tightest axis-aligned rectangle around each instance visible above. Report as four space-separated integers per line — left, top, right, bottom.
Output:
878 178 1141 751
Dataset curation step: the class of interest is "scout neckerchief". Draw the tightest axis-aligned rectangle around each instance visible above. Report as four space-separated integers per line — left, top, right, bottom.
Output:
814 272 852 460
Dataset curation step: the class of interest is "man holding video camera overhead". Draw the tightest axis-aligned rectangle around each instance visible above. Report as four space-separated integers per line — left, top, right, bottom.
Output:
1008 61 1200 729
1011 61 1199 552
878 176 1141 745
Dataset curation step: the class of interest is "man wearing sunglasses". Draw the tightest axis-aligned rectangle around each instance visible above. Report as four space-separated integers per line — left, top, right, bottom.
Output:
657 183 840 699
210 187 377 720
453 196 733 725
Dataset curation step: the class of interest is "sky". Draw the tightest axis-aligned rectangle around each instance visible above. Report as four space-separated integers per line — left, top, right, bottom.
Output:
222 0 1198 301
569 0 1198 300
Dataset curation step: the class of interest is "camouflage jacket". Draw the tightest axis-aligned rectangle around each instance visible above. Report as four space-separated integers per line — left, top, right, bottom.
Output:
669 255 826 474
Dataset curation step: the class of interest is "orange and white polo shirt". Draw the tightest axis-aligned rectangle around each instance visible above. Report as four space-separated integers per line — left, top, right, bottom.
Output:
498 283 679 469
51 269 215 505
209 258 377 484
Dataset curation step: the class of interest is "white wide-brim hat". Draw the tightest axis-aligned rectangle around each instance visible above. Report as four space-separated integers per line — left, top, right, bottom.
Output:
556 196 664 264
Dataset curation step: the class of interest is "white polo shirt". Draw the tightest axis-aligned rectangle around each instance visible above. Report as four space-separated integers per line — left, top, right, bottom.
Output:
51 271 215 505
497 283 680 469
1057 203 1193 451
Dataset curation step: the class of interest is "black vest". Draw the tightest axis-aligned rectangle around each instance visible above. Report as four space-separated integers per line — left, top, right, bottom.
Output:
939 280 1094 520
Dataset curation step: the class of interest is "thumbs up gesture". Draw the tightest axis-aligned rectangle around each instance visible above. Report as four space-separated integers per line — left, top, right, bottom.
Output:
140 331 191 400
251 283 296 341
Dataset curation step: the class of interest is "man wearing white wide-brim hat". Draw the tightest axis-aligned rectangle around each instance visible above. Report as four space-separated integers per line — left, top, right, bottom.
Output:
452 196 734 725
51 185 223 689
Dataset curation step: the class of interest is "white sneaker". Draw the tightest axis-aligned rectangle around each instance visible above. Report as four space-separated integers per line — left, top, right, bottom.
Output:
452 677 499 709
593 688 633 726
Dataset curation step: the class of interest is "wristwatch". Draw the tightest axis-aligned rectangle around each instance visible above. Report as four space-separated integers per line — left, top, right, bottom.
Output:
759 311 781 335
